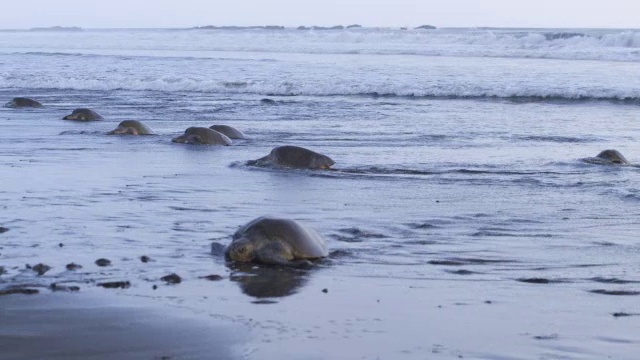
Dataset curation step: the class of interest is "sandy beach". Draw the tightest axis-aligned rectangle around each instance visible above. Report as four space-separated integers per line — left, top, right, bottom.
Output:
0 290 247 360
2 274 639 359
2 26 640 359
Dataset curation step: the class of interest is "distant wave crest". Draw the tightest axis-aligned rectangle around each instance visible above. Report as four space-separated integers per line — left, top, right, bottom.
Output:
5 77 638 103
1 28 640 62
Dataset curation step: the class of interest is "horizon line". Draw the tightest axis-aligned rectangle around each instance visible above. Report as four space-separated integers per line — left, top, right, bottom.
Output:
1 24 639 31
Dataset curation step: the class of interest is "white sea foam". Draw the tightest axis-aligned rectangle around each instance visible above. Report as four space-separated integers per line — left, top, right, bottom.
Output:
3 74 639 102
1 28 639 101
0 28 639 62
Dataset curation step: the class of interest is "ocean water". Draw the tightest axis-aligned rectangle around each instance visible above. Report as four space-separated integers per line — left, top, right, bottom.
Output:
1 27 640 359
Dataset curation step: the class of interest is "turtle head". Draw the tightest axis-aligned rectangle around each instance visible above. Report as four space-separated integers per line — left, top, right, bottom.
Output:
225 238 255 262
171 134 202 144
63 109 101 121
63 113 87 121
107 126 139 135
172 134 188 143
310 154 335 169
312 154 336 170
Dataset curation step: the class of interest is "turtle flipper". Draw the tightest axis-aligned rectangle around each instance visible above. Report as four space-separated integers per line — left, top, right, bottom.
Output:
256 243 312 268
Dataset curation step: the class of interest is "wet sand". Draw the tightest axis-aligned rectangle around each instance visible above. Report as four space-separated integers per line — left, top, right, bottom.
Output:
0 291 247 360
172 273 640 359
2 55 640 358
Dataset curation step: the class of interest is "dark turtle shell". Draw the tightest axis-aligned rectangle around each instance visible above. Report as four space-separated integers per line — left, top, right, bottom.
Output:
62 108 103 121
5 97 43 108
209 125 246 139
107 120 155 135
228 216 328 260
595 149 629 165
172 127 231 145
252 146 335 169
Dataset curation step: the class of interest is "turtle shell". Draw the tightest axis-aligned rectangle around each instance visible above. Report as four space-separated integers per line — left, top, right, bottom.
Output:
172 127 232 145
595 149 629 165
269 146 335 169
109 120 155 135
232 216 328 259
209 125 246 139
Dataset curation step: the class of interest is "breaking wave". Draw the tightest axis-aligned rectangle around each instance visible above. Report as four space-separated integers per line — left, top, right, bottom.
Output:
0 28 639 62
1 28 639 102
3 77 639 103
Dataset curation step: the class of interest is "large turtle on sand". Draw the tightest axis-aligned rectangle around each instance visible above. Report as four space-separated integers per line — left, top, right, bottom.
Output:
225 216 328 267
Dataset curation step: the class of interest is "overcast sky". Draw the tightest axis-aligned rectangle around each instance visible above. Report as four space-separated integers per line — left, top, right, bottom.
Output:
4 0 640 29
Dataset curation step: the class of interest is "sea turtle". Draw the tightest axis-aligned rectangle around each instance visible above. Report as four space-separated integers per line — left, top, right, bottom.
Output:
595 149 630 165
63 108 103 121
107 120 155 135
209 125 246 139
248 145 335 169
225 216 329 267
4 97 43 108
171 127 232 145
260 98 277 105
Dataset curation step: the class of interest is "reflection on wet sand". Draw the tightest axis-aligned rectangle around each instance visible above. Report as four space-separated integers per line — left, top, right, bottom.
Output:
0 292 247 360
228 263 310 299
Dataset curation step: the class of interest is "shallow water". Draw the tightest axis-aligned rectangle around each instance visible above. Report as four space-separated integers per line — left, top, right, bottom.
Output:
1 28 640 359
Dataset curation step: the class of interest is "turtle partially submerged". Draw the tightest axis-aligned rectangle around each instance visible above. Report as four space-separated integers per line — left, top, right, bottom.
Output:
594 149 630 165
107 120 155 135
172 127 232 145
4 97 43 108
209 125 246 139
63 108 103 121
225 216 329 267
248 145 335 169
583 149 631 165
